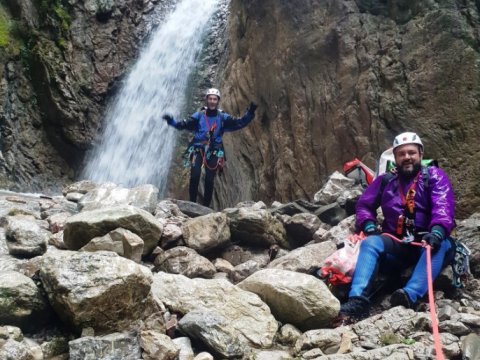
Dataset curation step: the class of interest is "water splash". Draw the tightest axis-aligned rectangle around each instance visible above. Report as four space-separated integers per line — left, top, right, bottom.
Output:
83 0 220 195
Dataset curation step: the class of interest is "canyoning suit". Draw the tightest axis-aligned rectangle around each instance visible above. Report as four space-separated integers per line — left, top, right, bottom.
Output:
166 107 255 207
352 166 456 304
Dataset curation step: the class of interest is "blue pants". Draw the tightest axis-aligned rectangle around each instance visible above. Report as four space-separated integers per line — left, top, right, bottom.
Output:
349 235 454 303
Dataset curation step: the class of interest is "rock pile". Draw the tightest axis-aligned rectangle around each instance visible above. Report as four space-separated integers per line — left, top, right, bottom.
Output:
0 175 479 359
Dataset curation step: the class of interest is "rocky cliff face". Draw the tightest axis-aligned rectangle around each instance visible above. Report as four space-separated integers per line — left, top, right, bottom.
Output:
218 0 480 217
0 0 172 192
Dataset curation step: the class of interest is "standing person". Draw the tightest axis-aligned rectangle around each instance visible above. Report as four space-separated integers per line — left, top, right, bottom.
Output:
336 132 456 324
162 88 257 207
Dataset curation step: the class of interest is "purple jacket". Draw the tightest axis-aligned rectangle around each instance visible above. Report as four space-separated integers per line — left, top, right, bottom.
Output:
356 166 455 236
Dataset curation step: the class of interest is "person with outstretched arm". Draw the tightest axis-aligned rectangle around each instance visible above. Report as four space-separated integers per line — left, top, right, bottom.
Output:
162 88 257 207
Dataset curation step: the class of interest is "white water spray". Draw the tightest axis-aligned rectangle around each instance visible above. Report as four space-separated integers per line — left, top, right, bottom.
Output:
83 0 220 195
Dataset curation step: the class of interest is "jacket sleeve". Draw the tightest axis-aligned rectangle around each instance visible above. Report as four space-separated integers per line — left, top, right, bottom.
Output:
222 109 255 132
355 175 385 230
167 113 198 131
428 167 455 236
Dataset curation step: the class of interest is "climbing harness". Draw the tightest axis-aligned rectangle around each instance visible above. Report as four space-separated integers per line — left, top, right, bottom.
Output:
383 233 445 360
182 110 226 172
392 171 421 240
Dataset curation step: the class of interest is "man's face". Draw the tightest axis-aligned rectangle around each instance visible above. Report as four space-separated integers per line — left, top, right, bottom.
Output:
206 95 219 110
394 143 423 177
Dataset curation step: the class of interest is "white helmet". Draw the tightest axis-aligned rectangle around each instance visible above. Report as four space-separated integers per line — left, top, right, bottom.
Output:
206 88 221 99
393 132 423 151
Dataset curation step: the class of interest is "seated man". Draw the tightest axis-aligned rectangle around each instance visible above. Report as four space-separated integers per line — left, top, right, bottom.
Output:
337 132 455 323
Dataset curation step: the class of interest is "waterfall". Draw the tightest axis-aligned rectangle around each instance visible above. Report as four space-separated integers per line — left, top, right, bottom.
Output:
82 0 221 195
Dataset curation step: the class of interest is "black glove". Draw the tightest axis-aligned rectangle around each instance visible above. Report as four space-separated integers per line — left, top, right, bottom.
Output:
363 221 380 236
162 114 174 125
247 101 258 113
422 226 445 254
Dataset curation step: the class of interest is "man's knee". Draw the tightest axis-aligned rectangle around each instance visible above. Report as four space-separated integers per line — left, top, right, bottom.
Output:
361 235 386 253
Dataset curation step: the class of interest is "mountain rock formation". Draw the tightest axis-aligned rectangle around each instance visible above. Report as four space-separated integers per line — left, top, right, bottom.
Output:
0 0 479 218
218 0 480 216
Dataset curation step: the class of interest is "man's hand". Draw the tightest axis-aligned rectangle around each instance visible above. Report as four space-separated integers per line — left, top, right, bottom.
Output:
248 101 258 113
162 114 174 125
363 221 380 236
422 226 445 254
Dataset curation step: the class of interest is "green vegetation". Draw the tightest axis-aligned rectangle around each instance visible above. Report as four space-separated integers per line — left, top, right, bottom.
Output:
0 5 23 57
37 0 71 52
0 6 10 48
39 0 71 32
380 332 401 345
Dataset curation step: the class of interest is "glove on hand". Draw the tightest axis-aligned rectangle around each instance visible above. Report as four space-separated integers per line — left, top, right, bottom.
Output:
248 101 258 113
363 221 380 236
162 114 174 125
422 226 445 254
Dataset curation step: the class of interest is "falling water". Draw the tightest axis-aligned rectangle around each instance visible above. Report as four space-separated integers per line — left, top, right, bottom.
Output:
83 0 220 195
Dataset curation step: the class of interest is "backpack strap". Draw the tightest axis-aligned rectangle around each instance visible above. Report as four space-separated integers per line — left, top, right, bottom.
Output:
422 165 430 189
379 171 395 196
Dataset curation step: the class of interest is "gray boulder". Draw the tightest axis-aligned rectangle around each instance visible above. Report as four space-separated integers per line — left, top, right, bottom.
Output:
151 272 278 349
0 271 49 331
225 207 287 248
178 310 244 358
238 269 340 330
139 330 179 360
80 228 144 263
173 200 214 218
69 332 141 360
462 333 480 360
284 213 322 248
268 241 336 273
182 212 230 253
154 246 216 278
63 205 163 255
78 183 159 214
5 215 50 258
40 251 153 332
313 171 356 205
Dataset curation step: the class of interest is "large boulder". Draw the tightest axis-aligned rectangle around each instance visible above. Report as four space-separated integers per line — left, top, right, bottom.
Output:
225 207 287 248
5 215 50 258
238 269 340 330
267 241 336 273
153 246 216 278
77 183 159 214
314 215 356 246
178 310 244 358
39 251 153 332
313 171 356 205
173 200 214 218
69 332 141 360
181 212 230 253
0 271 50 331
219 244 270 267
139 330 179 360
151 272 278 349
284 213 322 248
80 228 144 263
63 205 163 255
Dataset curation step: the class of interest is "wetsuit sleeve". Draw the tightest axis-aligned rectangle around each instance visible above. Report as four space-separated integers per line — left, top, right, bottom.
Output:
222 109 255 132
428 167 455 236
355 175 385 230
167 113 199 131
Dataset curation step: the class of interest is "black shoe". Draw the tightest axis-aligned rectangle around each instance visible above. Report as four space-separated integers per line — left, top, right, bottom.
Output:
390 289 414 308
339 296 370 321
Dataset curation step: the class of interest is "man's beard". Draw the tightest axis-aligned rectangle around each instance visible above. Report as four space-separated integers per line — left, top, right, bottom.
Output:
397 162 421 179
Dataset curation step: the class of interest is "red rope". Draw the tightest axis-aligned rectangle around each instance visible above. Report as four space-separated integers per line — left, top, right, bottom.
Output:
382 233 445 360
201 149 223 171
